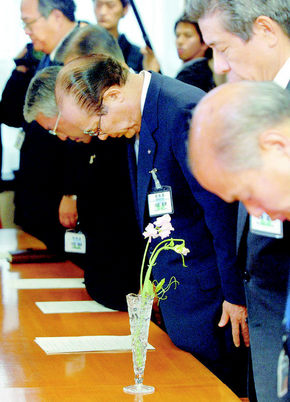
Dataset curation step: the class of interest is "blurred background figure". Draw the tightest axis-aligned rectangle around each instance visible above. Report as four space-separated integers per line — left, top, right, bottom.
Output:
174 13 215 92
93 0 160 72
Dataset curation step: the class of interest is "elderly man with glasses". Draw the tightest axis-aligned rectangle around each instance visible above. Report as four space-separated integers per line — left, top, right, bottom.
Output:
0 0 86 253
53 53 250 397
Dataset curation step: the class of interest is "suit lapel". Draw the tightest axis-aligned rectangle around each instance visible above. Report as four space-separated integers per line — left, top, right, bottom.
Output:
237 202 249 251
136 72 160 230
137 120 156 229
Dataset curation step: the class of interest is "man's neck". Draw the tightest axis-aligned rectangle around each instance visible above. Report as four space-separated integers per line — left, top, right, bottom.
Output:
49 19 76 55
108 26 119 39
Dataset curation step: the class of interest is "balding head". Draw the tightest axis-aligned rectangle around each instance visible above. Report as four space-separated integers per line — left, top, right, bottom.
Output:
188 81 290 219
190 80 290 176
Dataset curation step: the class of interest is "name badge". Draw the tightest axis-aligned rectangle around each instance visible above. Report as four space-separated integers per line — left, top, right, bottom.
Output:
277 347 289 398
15 130 25 150
65 230 86 254
148 186 174 217
250 213 283 239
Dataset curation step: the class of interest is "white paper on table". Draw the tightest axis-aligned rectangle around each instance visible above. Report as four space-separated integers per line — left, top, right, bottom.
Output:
35 300 117 314
11 278 85 289
34 335 155 355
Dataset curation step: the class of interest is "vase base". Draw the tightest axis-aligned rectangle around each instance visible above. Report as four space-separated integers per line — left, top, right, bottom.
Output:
123 384 155 395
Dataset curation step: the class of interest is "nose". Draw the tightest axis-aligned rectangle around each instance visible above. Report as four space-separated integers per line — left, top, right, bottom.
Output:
213 49 231 75
176 35 184 47
96 4 108 16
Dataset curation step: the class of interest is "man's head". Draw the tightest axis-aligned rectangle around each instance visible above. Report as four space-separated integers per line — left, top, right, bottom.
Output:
62 24 125 64
24 66 92 143
93 0 129 37
186 0 290 81
174 13 211 63
21 0 76 54
188 81 290 220
55 54 142 140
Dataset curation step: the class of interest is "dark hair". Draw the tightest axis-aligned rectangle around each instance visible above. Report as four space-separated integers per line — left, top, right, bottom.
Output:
38 0 76 22
120 0 129 7
174 13 212 59
56 54 129 115
93 0 129 7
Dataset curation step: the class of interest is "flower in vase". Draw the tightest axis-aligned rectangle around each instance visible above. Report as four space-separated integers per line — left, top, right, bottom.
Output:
140 214 189 301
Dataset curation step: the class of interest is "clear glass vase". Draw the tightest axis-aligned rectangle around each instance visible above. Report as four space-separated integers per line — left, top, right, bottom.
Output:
123 293 155 395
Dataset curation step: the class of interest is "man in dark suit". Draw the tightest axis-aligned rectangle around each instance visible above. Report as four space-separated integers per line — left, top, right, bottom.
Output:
54 53 249 396
187 1 290 400
0 0 83 252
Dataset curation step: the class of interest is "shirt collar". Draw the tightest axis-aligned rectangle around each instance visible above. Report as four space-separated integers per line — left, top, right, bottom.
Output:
273 57 290 89
140 70 151 115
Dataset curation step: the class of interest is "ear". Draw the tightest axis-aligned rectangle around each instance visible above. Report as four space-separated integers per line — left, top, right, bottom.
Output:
252 16 278 48
50 9 63 23
260 130 290 157
102 87 123 104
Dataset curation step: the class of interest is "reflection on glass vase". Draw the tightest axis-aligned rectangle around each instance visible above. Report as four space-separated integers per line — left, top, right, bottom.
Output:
123 293 155 395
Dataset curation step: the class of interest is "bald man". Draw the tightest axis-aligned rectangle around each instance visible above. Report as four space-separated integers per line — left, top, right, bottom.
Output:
189 80 290 401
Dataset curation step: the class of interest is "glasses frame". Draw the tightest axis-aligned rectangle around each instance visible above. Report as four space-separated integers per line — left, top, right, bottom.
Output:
48 112 61 136
22 15 43 30
83 114 105 137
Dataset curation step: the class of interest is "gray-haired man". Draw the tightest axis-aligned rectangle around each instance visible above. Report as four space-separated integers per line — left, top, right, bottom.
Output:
0 0 85 252
187 1 290 400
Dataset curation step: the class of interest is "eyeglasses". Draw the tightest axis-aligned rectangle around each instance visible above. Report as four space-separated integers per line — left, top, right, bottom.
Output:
22 15 43 30
83 114 105 137
48 112 61 136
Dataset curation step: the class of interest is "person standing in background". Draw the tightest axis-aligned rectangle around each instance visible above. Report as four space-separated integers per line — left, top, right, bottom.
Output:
93 0 160 72
0 0 86 253
174 13 215 92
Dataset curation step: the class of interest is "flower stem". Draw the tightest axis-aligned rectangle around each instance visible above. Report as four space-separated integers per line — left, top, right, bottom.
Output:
140 239 150 291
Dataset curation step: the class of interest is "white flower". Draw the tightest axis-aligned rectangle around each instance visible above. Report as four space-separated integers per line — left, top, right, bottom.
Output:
173 245 190 256
143 223 158 240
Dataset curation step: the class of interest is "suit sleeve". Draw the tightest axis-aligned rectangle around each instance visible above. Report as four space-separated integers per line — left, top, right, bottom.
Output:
0 69 33 127
171 111 246 305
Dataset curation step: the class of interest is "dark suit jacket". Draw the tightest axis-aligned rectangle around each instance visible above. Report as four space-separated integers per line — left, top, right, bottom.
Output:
128 72 245 365
175 57 216 93
118 34 143 73
3 24 83 251
64 137 144 311
236 80 290 402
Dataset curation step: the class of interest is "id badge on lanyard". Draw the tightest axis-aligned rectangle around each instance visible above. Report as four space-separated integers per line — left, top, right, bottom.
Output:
65 229 86 253
250 212 283 239
147 168 174 217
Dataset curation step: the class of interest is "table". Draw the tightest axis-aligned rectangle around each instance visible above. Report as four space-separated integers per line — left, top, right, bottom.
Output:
0 231 241 401
0 228 46 251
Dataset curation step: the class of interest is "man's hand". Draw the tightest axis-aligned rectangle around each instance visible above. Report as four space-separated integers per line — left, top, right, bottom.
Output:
59 195 78 228
141 46 160 72
218 300 250 347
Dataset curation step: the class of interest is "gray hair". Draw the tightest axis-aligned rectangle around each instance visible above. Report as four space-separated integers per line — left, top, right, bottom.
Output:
207 81 290 170
24 66 61 123
38 0 76 22
186 0 290 40
62 24 125 64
